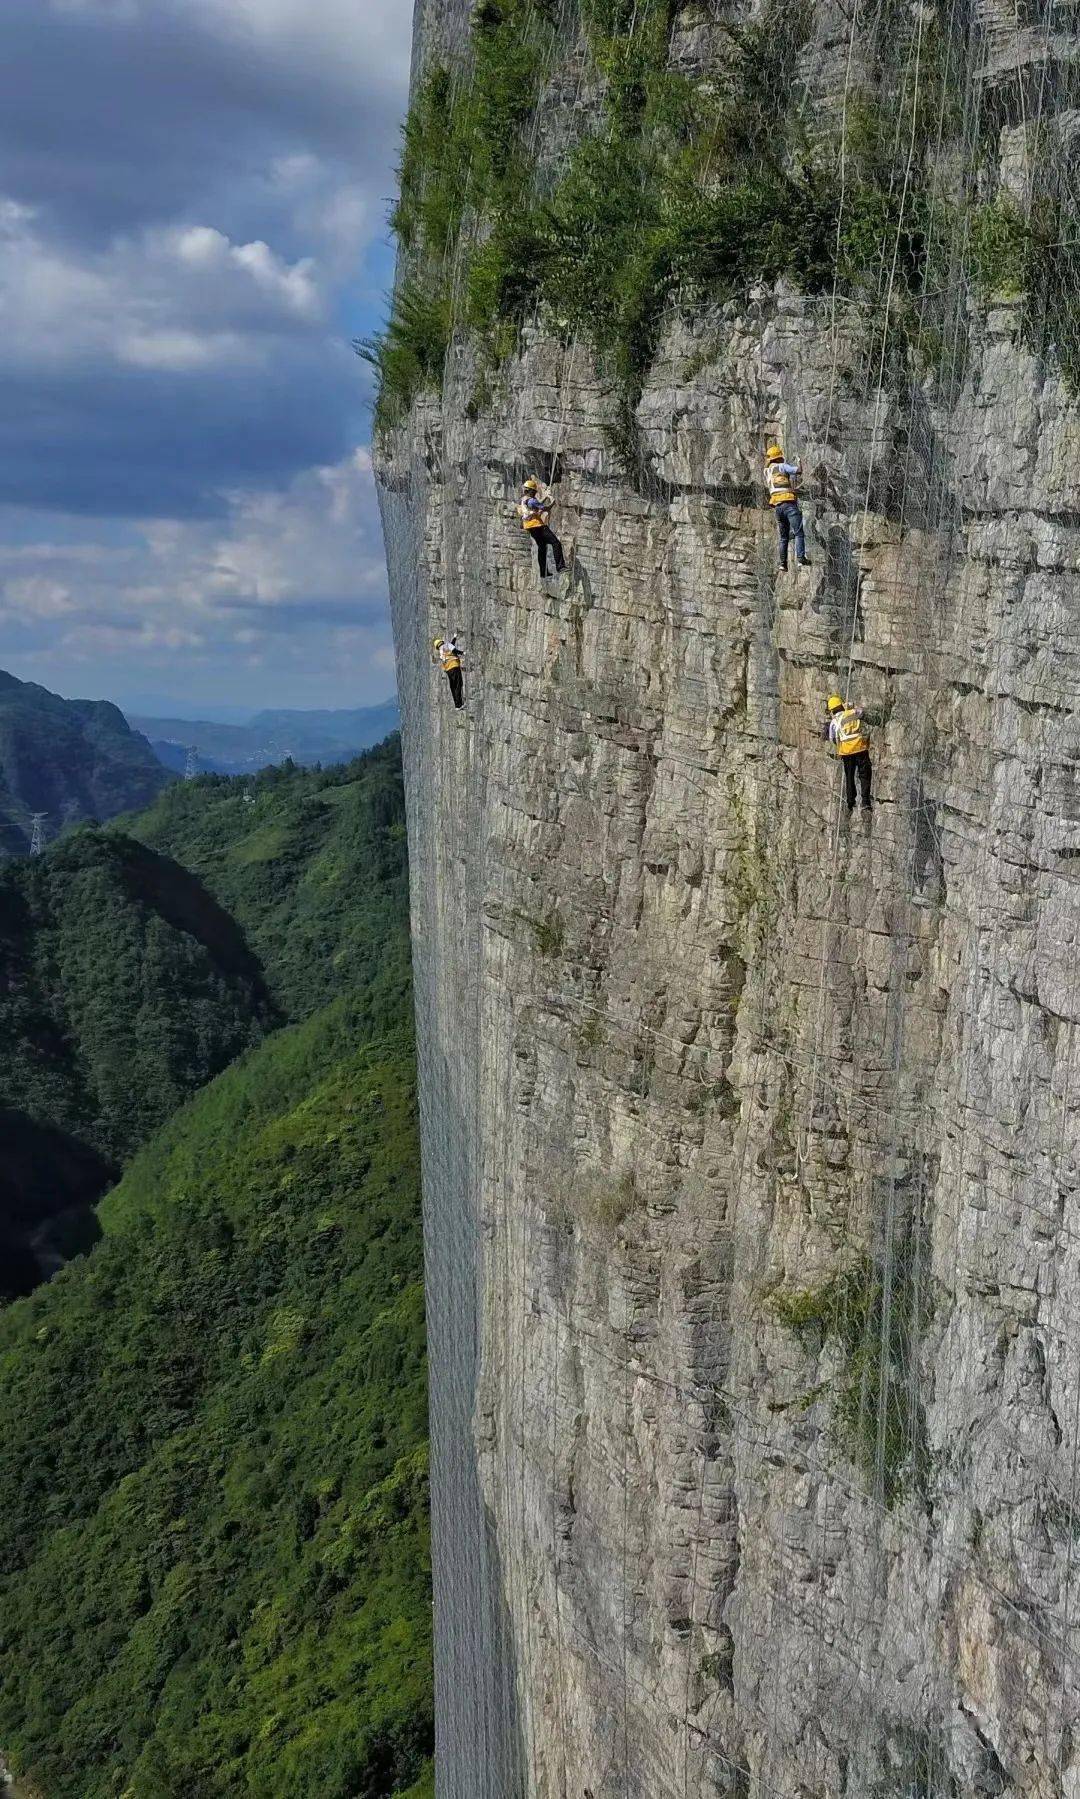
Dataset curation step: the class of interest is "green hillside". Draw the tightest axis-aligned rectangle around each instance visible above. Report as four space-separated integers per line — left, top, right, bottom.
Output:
0 1002 432 1798
0 741 411 1299
124 739 410 1024
0 740 433 1794
0 831 275 1297
0 669 169 855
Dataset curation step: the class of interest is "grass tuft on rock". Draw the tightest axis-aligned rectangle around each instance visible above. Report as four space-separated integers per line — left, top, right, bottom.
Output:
769 1244 930 1506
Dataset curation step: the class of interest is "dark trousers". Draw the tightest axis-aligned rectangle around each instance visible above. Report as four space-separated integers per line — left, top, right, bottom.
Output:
842 750 872 810
774 500 806 567
531 525 565 577
446 667 464 709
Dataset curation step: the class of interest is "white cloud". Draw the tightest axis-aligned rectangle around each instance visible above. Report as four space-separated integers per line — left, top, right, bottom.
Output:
117 328 244 370
187 0 412 89
1 576 77 617
0 449 391 700
271 153 320 190
0 203 327 381
231 239 317 314
1 0 407 706
172 225 228 265
171 224 318 315
46 0 412 98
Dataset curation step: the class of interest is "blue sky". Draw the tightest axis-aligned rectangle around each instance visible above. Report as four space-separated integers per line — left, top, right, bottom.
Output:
0 0 411 714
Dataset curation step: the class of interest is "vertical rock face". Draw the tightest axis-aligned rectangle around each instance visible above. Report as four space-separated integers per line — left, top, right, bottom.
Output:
378 4 1080 1794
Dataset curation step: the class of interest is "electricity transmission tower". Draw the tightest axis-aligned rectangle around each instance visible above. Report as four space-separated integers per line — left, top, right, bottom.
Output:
29 813 47 856
183 745 199 781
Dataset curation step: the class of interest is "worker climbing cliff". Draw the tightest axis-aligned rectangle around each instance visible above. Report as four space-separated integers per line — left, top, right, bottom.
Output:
823 693 873 814
764 441 810 573
517 476 566 585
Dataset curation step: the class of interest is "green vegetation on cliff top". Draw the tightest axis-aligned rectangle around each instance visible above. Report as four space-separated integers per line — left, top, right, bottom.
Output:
368 0 1078 430
0 740 433 1795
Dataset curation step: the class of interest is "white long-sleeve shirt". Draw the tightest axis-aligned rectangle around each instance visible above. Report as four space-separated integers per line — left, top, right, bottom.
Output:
824 707 864 746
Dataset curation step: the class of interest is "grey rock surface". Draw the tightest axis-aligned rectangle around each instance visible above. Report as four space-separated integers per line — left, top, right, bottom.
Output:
377 6 1080 1794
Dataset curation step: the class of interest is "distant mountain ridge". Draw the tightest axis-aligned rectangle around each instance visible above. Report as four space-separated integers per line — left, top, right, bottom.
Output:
0 669 170 854
130 698 400 776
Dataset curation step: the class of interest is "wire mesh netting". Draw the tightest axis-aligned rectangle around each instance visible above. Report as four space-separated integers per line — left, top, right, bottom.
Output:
375 0 1080 1793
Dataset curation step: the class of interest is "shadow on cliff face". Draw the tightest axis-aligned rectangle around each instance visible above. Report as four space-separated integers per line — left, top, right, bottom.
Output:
0 1110 109 1300
520 446 566 488
822 524 864 643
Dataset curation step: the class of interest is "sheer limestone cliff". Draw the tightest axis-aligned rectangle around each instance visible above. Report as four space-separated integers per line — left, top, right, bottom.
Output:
376 2 1080 1792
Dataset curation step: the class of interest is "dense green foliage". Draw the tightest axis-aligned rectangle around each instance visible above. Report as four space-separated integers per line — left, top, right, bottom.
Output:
0 831 274 1296
769 1244 929 1505
123 741 410 1027
968 191 1080 390
0 1003 432 1796
0 832 272 1163
369 0 1077 432
0 740 433 1794
0 668 169 855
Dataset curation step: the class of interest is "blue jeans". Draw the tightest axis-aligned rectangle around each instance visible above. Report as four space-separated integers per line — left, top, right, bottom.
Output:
774 500 805 567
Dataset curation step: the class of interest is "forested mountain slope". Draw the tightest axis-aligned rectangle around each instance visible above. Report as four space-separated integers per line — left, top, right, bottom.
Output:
124 740 410 1022
0 669 169 855
0 740 433 1795
0 831 274 1297
0 1003 432 1799
0 743 411 1299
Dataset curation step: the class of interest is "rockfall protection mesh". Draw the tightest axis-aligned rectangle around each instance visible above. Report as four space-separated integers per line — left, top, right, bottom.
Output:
376 0 1080 1792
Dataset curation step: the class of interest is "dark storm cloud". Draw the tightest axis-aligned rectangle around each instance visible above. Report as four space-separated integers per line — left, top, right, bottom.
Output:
0 347 361 517
1 1 406 245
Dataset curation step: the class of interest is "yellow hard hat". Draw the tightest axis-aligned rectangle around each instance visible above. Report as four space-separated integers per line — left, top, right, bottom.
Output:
522 476 539 492
433 635 444 650
827 694 844 712
766 443 783 461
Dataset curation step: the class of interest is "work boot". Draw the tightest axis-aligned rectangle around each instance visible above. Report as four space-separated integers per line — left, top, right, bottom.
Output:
861 799 873 812
798 557 812 568
777 563 788 576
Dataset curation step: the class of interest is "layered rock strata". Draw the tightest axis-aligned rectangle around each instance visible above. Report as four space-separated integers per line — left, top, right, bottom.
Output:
378 5 1080 1793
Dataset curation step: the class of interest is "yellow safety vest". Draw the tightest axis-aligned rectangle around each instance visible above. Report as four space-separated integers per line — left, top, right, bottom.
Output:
834 708 868 756
765 460 796 507
440 648 461 672
519 496 548 531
